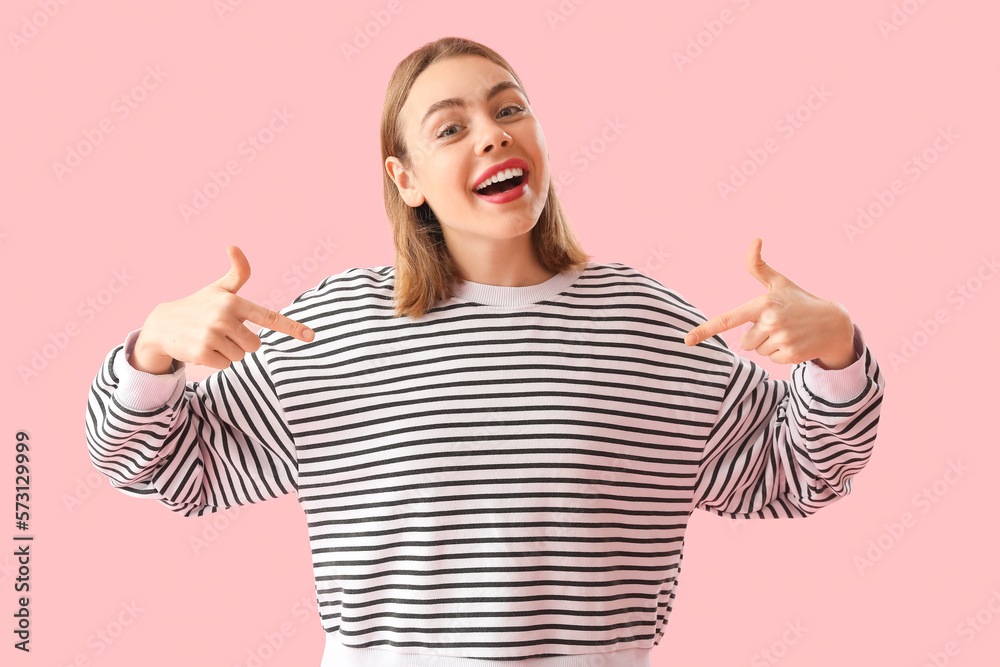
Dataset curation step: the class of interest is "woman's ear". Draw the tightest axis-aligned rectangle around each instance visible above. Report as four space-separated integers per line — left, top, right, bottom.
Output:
385 156 425 207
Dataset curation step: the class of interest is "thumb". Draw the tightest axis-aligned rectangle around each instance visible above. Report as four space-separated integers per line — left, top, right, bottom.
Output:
212 245 251 294
745 237 783 290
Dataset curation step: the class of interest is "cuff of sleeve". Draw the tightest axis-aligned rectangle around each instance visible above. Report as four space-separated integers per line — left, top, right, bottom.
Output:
802 323 868 403
112 328 187 411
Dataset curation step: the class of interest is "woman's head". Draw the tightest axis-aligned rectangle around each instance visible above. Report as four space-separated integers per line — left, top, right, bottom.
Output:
381 36 590 319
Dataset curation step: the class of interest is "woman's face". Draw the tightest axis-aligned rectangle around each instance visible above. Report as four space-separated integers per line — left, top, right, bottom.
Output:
387 54 550 247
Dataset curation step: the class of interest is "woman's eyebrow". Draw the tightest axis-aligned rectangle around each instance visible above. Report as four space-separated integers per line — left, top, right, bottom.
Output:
419 80 525 131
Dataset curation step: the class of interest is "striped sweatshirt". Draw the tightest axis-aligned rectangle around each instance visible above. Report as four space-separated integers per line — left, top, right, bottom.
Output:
84 262 885 666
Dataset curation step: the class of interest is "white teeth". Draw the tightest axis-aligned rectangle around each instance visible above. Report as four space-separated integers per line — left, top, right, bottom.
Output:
475 167 524 191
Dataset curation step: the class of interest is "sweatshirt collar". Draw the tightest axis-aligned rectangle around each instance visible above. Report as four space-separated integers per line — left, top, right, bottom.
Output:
453 264 588 308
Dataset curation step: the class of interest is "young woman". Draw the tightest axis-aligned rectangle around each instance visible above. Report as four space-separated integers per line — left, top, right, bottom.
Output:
85 37 885 667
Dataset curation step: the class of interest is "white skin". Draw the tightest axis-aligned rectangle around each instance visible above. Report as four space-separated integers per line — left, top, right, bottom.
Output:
385 54 558 287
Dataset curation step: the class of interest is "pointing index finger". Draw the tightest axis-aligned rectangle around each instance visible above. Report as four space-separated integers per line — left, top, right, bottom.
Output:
238 297 315 342
684 298 761 346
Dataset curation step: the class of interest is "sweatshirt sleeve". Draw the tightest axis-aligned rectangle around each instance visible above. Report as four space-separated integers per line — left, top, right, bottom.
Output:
693 323 885 519
83 327 297 518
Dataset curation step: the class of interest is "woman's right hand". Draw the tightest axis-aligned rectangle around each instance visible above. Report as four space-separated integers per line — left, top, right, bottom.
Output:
131 246 316 374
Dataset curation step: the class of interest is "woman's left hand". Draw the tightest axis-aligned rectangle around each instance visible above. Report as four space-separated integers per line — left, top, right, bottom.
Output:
683 238 857 370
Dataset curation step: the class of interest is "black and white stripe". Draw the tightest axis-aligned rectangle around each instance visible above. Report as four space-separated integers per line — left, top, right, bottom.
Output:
85 263 885 661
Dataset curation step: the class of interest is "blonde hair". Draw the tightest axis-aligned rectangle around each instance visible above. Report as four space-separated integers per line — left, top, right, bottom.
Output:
381 36 591 319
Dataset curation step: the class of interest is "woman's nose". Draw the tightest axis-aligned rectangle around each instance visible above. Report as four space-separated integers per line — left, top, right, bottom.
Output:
477 121 512 153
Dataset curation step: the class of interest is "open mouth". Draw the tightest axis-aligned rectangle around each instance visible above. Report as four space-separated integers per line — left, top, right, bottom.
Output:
474 170 528 196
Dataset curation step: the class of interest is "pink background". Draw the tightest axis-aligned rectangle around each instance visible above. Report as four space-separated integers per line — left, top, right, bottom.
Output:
3 1 998 665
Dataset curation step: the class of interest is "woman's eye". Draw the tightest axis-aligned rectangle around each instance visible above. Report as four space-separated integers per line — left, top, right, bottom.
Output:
435 104 524 139
437 124 458 139
498 104 523 117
